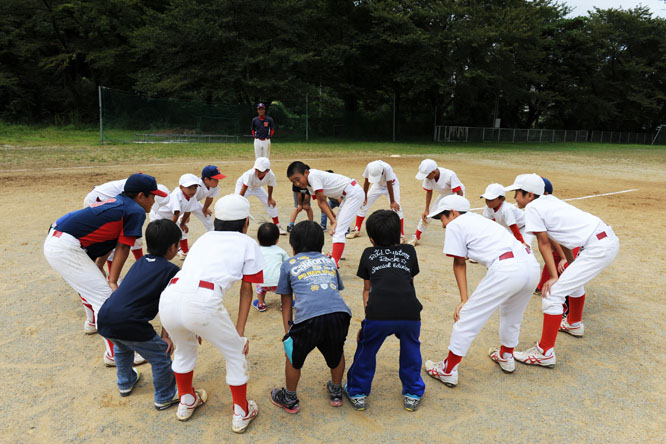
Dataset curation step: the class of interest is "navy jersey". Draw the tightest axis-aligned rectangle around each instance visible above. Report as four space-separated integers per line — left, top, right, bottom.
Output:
55 194 145 259
251 115 275 139
97 255 179 341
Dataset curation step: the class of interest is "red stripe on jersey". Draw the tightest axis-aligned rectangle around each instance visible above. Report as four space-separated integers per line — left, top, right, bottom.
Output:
423 187 432 191
78 220 123 247
452 186 462 193
118 235 137 246
243 271 263 284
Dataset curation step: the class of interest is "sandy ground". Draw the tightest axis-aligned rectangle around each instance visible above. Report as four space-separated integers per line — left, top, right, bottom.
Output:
1 148 665 444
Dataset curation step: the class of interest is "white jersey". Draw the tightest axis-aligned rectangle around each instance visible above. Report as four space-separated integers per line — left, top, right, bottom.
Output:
87 179 126 203
422 167 465 197
236 168 277 190
363 161 398 187
307 168 352 199
482 201 525 229
194 178 220 201
524 195 605 250
153 187 200 220
443 212 527 269
177 231 264 292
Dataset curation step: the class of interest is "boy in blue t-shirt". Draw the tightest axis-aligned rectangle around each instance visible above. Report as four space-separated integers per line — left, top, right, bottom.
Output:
97 219 182 410
270 221 352 413
345 210 424 412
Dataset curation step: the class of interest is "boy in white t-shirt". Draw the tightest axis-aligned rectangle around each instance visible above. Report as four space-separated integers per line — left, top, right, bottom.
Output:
480 183 533 245
346 160 404 241
423 195 539 387
150 173 201 260
286 161 364 267
185 165 226 232
505 174 620 367
407 159 465 246
158 194 263 432
235 157 286 235
253 223 289 312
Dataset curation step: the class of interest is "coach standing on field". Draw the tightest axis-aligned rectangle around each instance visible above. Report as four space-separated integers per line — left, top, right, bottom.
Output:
251 103 275 159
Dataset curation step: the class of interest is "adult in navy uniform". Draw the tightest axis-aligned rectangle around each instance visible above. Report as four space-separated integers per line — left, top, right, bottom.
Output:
250 103 275 158
43 173 167 365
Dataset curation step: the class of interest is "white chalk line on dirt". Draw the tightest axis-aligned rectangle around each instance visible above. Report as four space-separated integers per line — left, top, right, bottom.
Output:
470 188 638 211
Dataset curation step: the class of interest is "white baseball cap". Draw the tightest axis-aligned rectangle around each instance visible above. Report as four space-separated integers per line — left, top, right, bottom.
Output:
504 173 545 195
179 173 200 187
427 195 471 219
153 184 171 207
366 160 384 184
214 194 254 221
480 183 505 200
415 159 438 180
253 157 271 172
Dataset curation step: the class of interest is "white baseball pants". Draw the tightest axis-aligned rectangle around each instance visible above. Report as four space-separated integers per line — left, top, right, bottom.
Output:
356 181 403 219
234 183 278 219
332 183 365 244
448 251 540 356
416 194 445 234
543 226 619 315
159 279 250 385
254 139 271 158
189 202 214 231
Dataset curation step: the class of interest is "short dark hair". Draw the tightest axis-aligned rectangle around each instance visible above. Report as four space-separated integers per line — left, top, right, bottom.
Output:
366 210 400 246
287 161 310 177
290 220 324 254
214 218 246 232
517 189 541 199
433 209 467 220
145 219 181 256
257 222 279 246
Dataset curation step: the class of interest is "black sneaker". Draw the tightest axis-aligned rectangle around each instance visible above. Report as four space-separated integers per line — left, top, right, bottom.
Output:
326 381 343 407
287 224 293 233
154 392 180 411
270 387 300 414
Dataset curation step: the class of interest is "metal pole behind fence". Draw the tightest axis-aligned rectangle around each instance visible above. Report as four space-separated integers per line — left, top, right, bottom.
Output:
392 94 396 142
98 86 104 145
433 106 437 142
305 93 309 142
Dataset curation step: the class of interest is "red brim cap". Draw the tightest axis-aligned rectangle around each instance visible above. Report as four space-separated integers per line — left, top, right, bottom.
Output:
210 173 226 179
151 189 169 197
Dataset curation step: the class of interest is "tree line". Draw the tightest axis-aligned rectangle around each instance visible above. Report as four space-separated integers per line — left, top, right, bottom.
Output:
1 0 665 132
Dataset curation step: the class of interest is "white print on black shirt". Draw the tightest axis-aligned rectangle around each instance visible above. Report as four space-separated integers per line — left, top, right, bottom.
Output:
369 249 412 274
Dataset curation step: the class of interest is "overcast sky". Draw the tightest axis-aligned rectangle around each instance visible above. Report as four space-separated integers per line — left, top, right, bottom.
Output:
565 0 666 17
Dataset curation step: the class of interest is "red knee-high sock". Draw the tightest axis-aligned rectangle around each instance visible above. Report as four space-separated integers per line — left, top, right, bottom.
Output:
131 248 143 260
331 242 345 266
415 229 422 240
354 216 365 232
538 313 563 353
537 265 550 291
444 351 462 372
400 218 405 236
567 294 585 324
175 371 196 401
272 217 280 225
179 239 189 254
500 345 514 358
229 384 249 414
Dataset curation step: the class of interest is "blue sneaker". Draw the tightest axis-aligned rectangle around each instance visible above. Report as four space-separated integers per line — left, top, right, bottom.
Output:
252 299 267 312
343 384 367 411
403 394 421 412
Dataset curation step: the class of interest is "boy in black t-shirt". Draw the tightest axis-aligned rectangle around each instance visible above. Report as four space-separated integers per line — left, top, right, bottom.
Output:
287 184 314 232
344 210 425 412
97 219 181 410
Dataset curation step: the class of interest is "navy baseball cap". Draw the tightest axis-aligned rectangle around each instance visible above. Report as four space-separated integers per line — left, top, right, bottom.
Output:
202 165 226 180
124 173 168 197
257 103 266 109
542 177 553 195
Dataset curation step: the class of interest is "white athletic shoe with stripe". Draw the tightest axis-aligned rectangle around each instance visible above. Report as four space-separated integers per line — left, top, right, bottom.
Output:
514 343 556 368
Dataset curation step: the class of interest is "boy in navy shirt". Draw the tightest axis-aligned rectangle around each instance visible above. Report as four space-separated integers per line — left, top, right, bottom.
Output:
345 210 424 412
97 219 182 409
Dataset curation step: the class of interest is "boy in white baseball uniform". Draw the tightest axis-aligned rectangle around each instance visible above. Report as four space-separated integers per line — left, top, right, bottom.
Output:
346 160 404 241
423 195 539 386
505 174 619 367
253 223 289 312
407 159 465 246
158 194 262 432
236 157 286 234
150 174 201 259
183 165 226 232
286 161 364 267
480 183 533 245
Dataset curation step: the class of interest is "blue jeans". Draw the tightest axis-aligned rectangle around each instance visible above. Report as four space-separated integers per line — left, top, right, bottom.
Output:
346 319 425 397
110 334 177 404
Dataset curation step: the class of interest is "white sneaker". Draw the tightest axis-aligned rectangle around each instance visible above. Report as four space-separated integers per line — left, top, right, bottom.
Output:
406 235 419 246
104 354 116 367
277 224 287 235
514 343 556 368
400 235 406 244
177 389 208 421
232 400 258 433
177 250 187 260
133 352 147 366
488 347 515 373
559 319 584 337
345 228 361 239
103 352 146 367
424 359 458 387
84 320 97 335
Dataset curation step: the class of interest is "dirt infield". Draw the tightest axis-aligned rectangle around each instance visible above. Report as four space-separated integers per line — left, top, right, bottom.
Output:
2 148 665 443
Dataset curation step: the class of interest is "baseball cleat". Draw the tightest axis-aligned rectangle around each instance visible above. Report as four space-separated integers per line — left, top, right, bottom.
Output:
133 352 147 366
277 224 287 235
177 250 187 260
514 343 556 368
104 354 116 367
177 389 208 421
406 235 419 246
232 399 258 433
488 347 515 373
84 320 97 335
559 319 584 337
103 352 146 367
345 228 361 239
424 359 458 387
119 369 141 397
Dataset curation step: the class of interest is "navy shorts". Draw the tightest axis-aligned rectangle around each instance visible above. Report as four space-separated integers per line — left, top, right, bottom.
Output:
285 312 351 369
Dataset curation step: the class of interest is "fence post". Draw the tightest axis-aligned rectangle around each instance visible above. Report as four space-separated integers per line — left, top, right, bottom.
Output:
98 86 104 145
527 129 530 142
498 128 501 142
305 93 309 142
465 127 468 142
539 129 543 143
433 106 437 142
482 127 485 142
564 129 567 142
392 94 396 142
